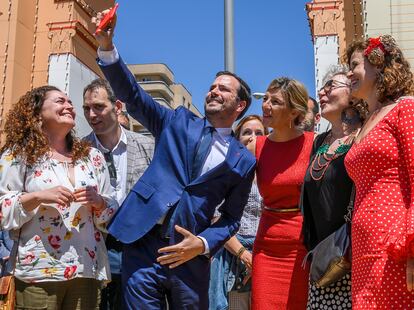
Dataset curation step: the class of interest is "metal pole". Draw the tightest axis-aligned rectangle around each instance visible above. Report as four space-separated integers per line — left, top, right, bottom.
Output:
224 0 235 72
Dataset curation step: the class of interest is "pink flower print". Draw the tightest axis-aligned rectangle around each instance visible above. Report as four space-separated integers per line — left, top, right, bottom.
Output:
34 235 41 242
22 252 35 264
57 204 68 211
34 170 42 177
3 199 11 208
80 165 86 171
94 231 101 242
92 155 102 168
64 265 77 279
85 247 96 259
47 235 61 250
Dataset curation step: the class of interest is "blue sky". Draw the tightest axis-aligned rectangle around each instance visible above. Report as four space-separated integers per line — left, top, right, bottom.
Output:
114 0 315 117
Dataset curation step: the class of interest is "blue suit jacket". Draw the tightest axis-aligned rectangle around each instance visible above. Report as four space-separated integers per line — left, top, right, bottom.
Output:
99 58 256 256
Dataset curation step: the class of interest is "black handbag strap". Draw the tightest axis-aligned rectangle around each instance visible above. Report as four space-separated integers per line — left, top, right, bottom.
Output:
344 185 356 223
10 229 21 276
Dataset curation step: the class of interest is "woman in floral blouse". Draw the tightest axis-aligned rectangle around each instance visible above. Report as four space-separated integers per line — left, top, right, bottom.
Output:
0 86 118 309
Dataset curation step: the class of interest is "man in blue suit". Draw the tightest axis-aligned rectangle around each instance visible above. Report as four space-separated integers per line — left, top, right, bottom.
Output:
93 13 256 310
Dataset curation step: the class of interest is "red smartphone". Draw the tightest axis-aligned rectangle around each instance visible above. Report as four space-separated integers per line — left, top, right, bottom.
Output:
95 3 119 35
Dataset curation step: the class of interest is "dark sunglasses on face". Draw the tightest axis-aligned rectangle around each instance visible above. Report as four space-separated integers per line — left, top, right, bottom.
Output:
319 79 350 95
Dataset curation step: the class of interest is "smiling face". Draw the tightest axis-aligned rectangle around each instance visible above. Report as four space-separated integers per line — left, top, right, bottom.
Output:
262 90 298 130
204 75 246 126
318 74 351 122
40 90 75 136
83 87 120 136
348 50 378 100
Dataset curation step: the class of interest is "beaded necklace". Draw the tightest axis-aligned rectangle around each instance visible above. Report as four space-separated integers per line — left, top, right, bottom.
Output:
310 131 356 181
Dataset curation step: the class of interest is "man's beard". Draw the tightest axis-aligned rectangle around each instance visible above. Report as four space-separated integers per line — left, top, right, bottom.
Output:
204 99 223 116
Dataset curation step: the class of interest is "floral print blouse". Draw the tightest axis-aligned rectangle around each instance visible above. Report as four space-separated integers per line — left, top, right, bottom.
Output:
0 148 118 283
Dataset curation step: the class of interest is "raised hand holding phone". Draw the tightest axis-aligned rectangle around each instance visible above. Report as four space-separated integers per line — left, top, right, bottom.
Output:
92 4 118 51
94 3 119 35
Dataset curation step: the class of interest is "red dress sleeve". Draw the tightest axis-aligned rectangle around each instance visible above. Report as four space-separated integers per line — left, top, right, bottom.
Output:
381 97 414 261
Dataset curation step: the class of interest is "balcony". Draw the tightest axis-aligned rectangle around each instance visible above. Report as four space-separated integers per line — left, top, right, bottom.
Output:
129 63 174 85
153 97 173 109
138 80 174 102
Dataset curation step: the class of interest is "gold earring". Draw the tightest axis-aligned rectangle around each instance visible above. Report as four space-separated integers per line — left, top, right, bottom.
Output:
289 120 292 129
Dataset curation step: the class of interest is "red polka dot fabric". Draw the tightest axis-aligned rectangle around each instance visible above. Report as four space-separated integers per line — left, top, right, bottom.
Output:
345 97 414 309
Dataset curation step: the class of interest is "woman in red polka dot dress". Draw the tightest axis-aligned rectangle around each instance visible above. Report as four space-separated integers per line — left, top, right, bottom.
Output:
344 35 414 309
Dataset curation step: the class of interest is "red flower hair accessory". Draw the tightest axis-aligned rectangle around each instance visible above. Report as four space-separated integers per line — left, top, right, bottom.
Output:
364 37 387 66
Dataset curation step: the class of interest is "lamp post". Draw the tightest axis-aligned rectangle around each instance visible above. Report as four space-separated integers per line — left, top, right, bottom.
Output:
224 0 235 72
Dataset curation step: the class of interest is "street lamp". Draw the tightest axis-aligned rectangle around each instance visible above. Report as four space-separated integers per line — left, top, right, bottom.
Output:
252 92 265 100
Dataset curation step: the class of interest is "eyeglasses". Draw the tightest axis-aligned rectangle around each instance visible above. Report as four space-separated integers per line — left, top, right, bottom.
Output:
319 79 350 95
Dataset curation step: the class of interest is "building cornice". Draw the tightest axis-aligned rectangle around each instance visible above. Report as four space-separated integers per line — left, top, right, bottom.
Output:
54 0 96 17
47 20 98 54
306 1 343 39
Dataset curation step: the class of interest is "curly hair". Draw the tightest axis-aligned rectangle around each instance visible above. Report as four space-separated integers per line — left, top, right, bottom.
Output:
234 114 269 139
345 35 414 103
1 86 90 165
351 99 369 121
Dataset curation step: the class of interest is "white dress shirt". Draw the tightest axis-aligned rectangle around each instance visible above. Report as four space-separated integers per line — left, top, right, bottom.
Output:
200 128 232 176
92 126 128 206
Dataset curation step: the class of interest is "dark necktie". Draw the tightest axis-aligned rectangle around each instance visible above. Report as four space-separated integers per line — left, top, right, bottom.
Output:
103 151 117 184
192 126 215 180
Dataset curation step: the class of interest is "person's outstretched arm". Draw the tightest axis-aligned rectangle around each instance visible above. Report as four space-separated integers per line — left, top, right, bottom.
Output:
93 9 174 139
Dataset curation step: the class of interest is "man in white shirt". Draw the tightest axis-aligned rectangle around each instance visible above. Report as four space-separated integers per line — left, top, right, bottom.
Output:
82 78 154 310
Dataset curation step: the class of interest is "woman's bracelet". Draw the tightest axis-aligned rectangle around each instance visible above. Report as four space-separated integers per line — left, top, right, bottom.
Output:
236 246 246 259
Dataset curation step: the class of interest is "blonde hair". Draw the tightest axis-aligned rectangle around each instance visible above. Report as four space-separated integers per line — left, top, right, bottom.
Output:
266 77 309 126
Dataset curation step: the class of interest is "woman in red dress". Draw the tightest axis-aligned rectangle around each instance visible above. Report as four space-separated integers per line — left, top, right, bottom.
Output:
250 77 313 309
345 35 414 309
